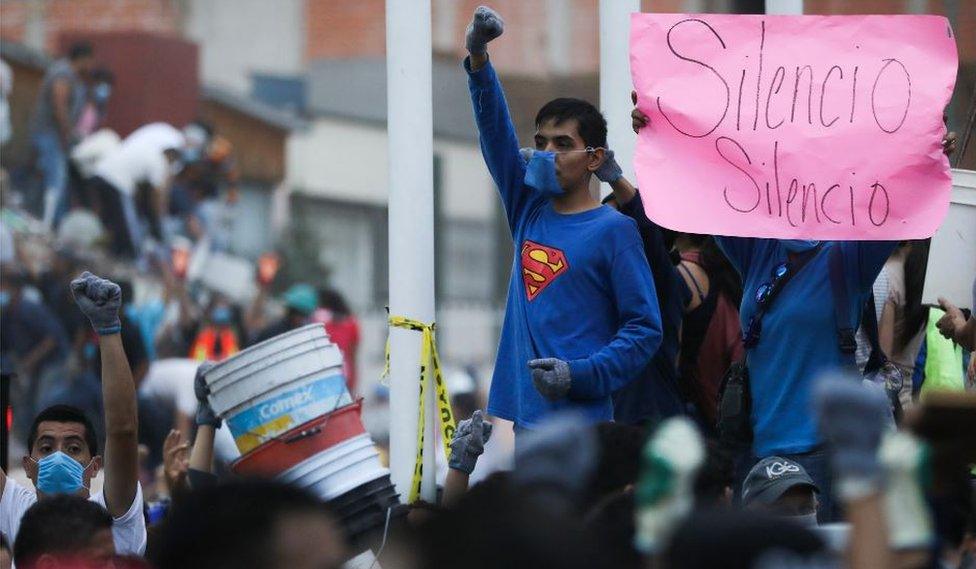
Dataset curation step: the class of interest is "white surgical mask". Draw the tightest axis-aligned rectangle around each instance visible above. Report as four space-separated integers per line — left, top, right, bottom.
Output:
787 512 819 528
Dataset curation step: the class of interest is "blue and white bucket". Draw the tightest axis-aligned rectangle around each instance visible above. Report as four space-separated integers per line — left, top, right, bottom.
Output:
277 433 390 501
204 324 353 454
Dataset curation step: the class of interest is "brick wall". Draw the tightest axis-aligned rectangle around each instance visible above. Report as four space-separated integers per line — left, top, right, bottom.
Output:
0 0 181 54
305 0 385 59
304 0 602 77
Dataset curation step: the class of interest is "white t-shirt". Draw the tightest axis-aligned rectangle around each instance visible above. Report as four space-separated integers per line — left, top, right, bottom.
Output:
139 358 200 417
0 477 147 556
93 122 183 196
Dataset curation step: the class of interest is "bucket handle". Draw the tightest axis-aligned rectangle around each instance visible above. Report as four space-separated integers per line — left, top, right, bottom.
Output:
282 425 323 444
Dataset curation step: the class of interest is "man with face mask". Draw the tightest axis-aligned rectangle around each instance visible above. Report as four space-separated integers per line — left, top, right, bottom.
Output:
463 6 662 431
741 456 820 527
632 91 959 524
0 272 146 556
31 42 95 228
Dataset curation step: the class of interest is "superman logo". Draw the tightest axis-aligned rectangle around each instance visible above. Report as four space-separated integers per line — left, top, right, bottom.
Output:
521 240 569 301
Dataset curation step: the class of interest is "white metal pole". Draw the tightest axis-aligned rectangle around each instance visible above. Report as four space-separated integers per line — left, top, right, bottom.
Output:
765 0 803 15
599 0 640 196
385 0 438 504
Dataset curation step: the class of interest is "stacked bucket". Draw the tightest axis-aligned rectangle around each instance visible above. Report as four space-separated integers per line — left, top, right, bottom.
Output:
203 324 400 547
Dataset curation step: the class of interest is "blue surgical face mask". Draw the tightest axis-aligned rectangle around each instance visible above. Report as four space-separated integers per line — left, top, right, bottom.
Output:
32 451 90 495
93 83 111 103
211 306 232 325
781 240 820 253
0 291 10 308
524 151 565 197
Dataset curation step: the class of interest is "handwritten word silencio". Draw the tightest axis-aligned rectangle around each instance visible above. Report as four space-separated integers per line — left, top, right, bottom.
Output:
656 18 913 139
716 138 892 228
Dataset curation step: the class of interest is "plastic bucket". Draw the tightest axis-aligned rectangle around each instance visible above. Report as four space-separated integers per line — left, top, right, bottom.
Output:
204 324 352 454
277 433 389 501
329 475 403 547
231 400 366 477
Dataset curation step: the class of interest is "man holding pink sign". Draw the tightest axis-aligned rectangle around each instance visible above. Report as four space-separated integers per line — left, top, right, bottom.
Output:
630 13 957 523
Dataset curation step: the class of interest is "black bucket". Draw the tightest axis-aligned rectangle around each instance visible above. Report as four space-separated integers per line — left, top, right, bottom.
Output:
328 474 404 547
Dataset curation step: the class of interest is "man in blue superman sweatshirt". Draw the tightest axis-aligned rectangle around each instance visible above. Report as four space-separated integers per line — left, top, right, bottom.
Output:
464 6 662 430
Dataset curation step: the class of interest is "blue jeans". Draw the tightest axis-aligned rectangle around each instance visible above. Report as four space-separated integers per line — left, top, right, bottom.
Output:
734 447 839 524
32 130 67 226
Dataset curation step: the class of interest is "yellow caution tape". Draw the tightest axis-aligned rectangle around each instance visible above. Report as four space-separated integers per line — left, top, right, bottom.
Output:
384 316 456 503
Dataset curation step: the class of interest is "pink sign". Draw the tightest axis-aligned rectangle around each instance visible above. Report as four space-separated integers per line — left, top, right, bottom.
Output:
630 14 957 240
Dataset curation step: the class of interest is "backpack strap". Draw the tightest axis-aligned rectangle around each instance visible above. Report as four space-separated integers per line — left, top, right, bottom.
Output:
743 244 823 349
828 245 902 421
827 245 858 357
861 291 888 375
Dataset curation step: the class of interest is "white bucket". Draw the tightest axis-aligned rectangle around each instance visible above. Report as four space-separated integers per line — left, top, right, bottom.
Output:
277 433 389 501
204 324 352 453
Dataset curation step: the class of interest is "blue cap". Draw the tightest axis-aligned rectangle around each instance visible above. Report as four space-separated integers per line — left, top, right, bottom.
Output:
282 283 318 315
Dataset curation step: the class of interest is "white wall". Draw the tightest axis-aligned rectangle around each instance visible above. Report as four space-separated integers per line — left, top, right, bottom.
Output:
184 0 305 94
923 169 976 308
286 117 495 221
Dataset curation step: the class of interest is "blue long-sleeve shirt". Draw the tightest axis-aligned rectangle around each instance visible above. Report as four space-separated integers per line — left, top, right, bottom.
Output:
466 58 663 428
717 237 897 456
611 191 688 425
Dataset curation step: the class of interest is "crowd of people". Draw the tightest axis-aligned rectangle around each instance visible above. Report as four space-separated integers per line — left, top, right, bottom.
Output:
0 4 974 569
6 39 243 261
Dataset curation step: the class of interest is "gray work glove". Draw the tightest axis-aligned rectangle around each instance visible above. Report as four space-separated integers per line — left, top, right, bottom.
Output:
594 149 623 184
529 358 571 401
449 410 493 475
194 361 221 428
70 271 122 335
465 6 504 55
814 375 889 499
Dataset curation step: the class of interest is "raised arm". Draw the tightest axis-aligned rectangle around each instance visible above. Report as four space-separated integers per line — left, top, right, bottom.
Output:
443 410 492 506
464 6 540 231
188 361 219 489
71 272 138 518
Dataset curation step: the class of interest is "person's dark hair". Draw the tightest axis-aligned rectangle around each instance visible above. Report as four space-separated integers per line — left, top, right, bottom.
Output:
67 42 94 61
535 98 608 149
897 239 930 352
664 510 827 569
410 473 606 569
318 288 351 319
13 495 113 567
697 236 742 306
585 422 646 509
28 405 98 456
151 479 343 569
451 392 479 424
584 488 641 569
693 438 734 508
91 67 115 84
